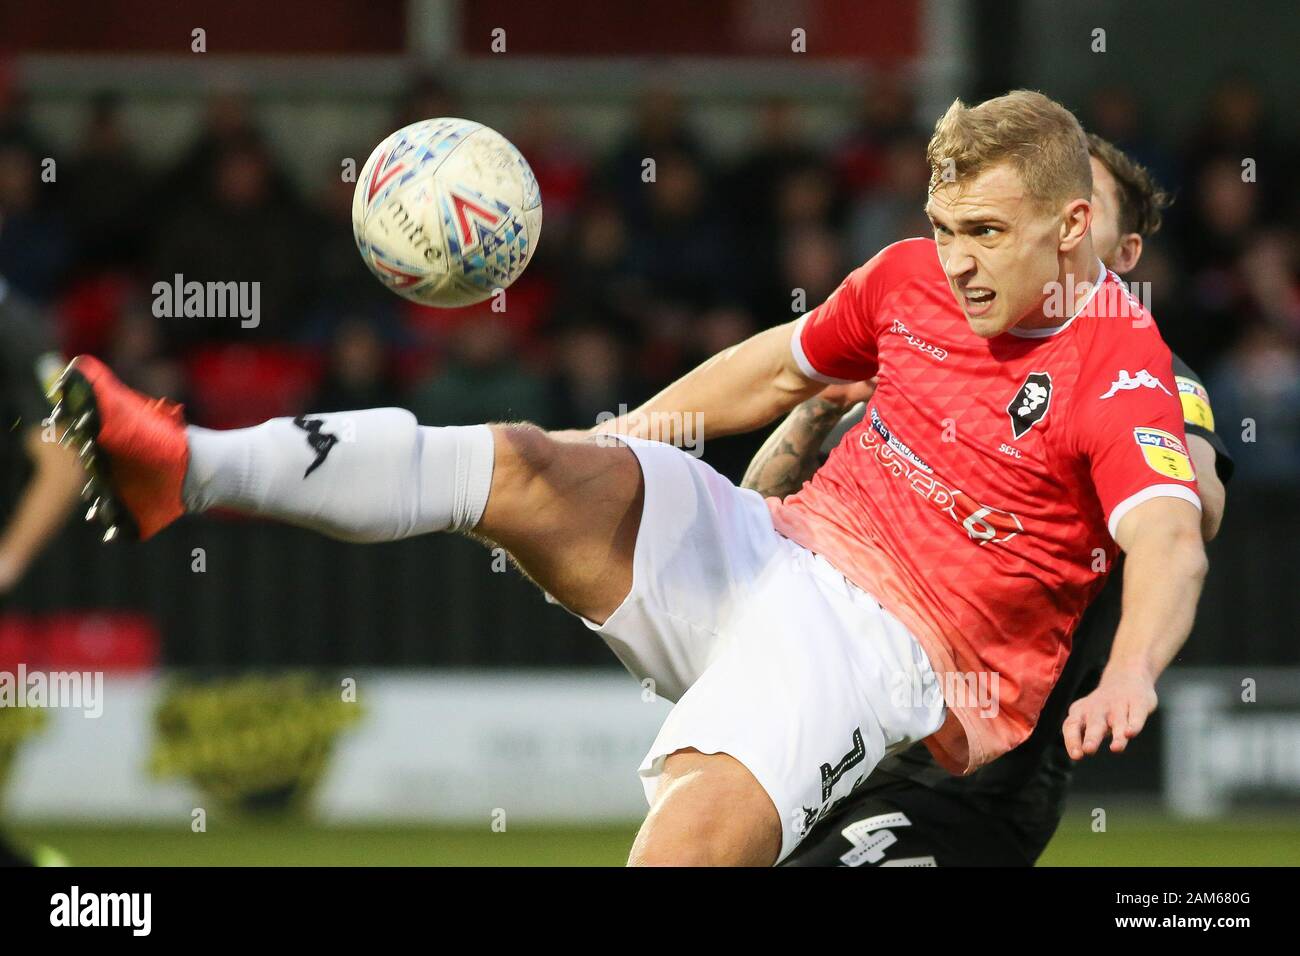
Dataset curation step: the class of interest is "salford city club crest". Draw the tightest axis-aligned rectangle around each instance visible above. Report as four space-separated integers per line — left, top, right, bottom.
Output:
1007 372 1053 439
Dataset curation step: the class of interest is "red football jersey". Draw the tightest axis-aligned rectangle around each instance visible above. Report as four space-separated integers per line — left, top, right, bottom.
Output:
769 238 1201 774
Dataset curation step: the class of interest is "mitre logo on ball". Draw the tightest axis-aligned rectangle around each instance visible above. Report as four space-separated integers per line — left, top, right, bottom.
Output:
351 117 543 308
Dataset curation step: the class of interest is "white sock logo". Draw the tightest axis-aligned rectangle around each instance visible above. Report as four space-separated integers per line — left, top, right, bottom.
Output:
292 416 340 478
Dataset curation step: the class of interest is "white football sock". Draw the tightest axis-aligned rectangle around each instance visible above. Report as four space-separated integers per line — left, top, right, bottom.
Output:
181 409 494 542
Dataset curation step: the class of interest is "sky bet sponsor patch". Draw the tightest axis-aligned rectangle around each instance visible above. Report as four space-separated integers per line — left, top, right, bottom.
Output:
1176 376 1215 431
1134 427 1195 480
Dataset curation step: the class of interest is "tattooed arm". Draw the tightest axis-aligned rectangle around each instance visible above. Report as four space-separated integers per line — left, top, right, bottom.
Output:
741 397 848 498
742 380 878 498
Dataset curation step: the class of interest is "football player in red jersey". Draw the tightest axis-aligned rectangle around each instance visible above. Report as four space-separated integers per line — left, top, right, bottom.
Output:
54 91 1205 865
761 136 1231 866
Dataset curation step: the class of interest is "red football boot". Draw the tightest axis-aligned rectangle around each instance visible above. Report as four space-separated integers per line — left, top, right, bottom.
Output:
50 355 190 541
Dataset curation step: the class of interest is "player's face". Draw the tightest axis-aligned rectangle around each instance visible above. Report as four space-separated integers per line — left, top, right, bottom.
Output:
1088 158 1123 264
927 162 1087 339
1088 157 1142 275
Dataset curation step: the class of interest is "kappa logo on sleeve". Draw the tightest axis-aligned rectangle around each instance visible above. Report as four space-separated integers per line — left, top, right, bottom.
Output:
1100 368 1172 400
1176 376 1215 431
1007 371 1053 439
1134 427 1195 480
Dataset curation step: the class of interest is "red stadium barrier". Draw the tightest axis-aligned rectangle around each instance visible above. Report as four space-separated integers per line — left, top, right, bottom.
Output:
0 611 159 673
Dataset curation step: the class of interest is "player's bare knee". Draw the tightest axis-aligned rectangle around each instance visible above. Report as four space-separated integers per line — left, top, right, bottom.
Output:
489 423 636 511
629 750 781 866
482 423 582 542
489 423 560 493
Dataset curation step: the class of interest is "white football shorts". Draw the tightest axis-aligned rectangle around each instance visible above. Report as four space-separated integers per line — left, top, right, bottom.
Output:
570 436 946 862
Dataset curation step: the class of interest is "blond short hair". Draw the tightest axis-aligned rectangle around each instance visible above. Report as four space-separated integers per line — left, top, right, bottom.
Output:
926 90 1092 212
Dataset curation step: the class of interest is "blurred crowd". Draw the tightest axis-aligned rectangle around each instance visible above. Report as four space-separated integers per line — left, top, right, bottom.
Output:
1 72 1297 483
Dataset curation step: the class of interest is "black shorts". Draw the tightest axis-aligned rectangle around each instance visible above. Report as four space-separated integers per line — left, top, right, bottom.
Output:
781 777 1039 867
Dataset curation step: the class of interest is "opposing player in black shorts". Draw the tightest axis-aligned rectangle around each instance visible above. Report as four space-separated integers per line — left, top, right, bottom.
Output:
743 136 1233 866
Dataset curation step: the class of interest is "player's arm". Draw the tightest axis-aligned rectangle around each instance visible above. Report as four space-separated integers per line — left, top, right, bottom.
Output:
1172 356 1231 541
0 425 83 592
741 395 848 497
0 310 83 593
1187 435 1224 540
595 320 824 444
594 257 886 446
1063 346 1214 761
1064 496 1206 759
741 380 877 497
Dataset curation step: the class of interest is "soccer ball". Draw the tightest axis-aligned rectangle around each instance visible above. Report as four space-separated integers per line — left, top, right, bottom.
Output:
351 117 542 308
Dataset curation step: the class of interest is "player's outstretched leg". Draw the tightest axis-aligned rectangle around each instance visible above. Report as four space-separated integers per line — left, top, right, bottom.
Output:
629 749 782 866
53 355 643 623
